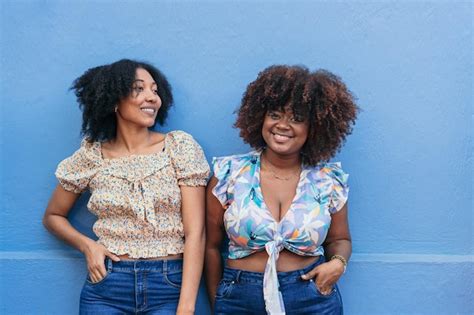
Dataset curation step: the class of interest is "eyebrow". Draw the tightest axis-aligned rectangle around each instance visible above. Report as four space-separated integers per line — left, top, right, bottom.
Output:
133 79 157 86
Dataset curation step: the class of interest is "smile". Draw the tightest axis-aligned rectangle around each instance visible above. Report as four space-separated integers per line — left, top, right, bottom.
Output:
140 107 157 114
271 132 293 141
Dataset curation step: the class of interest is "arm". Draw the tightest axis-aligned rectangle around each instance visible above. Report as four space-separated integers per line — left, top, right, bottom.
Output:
323 203 352 263
301 203 351 294
43 185 119 283
177 185 206 314
204 176 226 310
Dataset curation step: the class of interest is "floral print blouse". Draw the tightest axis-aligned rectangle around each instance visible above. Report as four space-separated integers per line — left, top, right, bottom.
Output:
212 151 349 315
56 130 210 259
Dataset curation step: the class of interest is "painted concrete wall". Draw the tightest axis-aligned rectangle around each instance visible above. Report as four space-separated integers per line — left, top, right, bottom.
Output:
1 1 472 314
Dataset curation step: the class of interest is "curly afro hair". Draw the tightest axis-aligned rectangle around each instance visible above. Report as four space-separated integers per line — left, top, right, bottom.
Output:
235 65 358 166
71 59 173 142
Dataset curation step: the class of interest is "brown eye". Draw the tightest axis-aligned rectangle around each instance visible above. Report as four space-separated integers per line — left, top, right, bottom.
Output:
268 112 281 120
290 115 305 123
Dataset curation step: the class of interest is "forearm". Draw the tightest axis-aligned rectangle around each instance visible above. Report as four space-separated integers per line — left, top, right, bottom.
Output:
204 247 223 308
324 239 352 262
43 213 95 253
177 230 205 314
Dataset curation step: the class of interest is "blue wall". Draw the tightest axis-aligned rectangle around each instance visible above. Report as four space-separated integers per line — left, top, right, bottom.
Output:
1 1 472 314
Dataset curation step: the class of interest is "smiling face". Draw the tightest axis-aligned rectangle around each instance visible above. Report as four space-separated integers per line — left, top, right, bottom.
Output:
262 107 309 157
116 68 161 128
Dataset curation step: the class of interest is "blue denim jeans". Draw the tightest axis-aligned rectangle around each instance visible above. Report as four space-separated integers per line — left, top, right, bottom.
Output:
80 258 182 314
214 256 343 315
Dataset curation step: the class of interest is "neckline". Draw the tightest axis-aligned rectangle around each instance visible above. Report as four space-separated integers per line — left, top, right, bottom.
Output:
98 132 168 161
253 151 308 224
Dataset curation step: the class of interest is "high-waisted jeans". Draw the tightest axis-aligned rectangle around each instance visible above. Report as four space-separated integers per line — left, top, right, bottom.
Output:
80 258 182 314
214 256 343 315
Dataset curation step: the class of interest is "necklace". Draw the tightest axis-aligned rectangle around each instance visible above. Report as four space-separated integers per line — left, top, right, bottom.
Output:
261 154 301 181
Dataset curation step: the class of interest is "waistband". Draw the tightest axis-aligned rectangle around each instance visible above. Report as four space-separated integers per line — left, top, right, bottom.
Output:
222 255 324 285
104 258 183 273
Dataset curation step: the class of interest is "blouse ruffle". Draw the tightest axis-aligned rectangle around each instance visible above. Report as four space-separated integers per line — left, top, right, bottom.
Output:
167 131 210 187
318 162 349 214
55 139 102 194
211 152 254 208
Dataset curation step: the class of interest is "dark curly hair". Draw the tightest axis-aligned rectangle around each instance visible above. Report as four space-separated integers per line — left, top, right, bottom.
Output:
235 65 358 166
71 59 173 142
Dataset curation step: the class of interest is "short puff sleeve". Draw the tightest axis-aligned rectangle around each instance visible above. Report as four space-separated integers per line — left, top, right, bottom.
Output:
211 156 234 208
168 131 210 186
321 162 349 214
55 139 102 194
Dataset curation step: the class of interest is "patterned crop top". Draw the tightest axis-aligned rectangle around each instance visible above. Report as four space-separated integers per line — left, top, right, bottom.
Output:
56 130 210 259
212 151 349 314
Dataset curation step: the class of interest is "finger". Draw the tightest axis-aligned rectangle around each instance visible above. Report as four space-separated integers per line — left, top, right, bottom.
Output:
301 266 320 280
320 286 334 296
97 261 107 279
88 273 96 283
89 271 101 283
316 278 330 288
92 267 105 282
106 251 121 262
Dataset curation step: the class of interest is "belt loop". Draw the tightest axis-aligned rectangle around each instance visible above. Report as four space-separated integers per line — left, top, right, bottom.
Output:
107 258 113 272
163 259 168 275
298 268 305 278
235 270 242 283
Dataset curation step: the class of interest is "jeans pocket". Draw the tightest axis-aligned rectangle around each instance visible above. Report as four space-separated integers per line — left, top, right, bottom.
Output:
164 270 182 289
86 270 112 286
215 279 235 299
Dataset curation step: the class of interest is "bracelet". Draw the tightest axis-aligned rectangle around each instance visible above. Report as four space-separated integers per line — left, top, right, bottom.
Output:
330 255 347 274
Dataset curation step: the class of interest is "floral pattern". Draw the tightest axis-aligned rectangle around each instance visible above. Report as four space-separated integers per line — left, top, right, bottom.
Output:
56 130 210 259
212 151 349 314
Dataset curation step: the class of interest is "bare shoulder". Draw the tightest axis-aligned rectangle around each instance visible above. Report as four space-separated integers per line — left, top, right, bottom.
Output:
150 131 166 144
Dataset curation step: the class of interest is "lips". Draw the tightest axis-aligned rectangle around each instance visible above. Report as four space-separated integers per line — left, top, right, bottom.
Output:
140 106 157 116
271 132 293 142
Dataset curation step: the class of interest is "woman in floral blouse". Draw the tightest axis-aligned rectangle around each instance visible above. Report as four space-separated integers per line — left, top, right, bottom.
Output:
43 59 209 314
205 65 358 314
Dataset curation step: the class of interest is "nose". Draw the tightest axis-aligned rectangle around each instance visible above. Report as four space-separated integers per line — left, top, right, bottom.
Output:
276 117 290 129
145 89 159 103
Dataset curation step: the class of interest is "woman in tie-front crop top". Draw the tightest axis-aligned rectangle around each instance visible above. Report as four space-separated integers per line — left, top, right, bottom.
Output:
43 59 209 314
205 65 358 315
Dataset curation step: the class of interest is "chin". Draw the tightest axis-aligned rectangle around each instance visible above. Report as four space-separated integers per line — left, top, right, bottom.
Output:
141 118 157 128
267 144 292 155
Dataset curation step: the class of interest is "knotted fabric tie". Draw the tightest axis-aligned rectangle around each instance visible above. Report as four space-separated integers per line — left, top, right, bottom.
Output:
128 180 156 225
263 234 285 315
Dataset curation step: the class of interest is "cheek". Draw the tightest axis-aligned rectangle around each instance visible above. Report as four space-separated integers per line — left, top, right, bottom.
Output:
298 126 309 143
261 121 273 140
262 117 274 132
119 105 136 117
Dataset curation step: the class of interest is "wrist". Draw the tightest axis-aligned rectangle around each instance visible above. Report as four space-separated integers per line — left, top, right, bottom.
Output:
177 301 195 314
330 255 347 274
79 238 95 254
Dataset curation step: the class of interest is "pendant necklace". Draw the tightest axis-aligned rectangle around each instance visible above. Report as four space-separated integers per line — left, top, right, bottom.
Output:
261 154 301 181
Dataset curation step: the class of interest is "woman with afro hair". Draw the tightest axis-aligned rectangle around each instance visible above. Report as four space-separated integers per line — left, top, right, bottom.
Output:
205 65 358 314
43 59 209 314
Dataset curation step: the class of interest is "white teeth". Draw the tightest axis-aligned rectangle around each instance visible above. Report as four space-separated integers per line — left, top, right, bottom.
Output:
273 133 292 142
141 108 155 113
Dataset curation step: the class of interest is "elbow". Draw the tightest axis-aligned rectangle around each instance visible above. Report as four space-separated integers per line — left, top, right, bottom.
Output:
185 227 206 244
324 237 352 247
42 213 51 232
